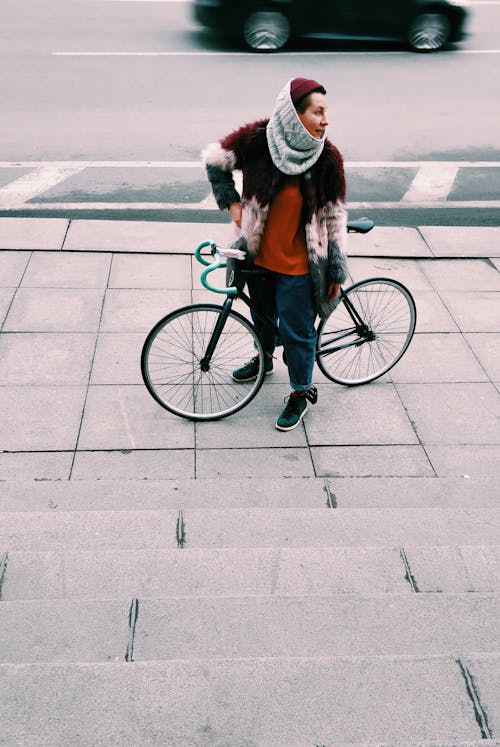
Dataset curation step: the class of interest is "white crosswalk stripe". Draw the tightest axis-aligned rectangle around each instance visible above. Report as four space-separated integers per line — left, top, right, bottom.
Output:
0 161 499 211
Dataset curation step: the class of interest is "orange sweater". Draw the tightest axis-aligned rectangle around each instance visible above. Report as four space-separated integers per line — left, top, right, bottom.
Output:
255 176 309 275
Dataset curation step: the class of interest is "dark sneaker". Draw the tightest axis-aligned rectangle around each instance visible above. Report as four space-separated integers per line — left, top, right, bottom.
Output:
275 391 308 431
232 355 273 383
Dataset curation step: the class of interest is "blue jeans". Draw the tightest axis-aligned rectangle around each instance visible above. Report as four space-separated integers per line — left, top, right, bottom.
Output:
246 270 316 392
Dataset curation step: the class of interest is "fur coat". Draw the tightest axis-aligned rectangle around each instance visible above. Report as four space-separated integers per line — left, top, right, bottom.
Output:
202 119 348 320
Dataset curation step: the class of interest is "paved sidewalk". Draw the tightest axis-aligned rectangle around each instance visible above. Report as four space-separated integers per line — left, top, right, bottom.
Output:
0 215 499 745
0 216 499 481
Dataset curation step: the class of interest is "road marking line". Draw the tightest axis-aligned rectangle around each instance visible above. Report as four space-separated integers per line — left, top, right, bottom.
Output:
52 49 500 56
402 164 459 202
0 167 84 209
2 161 500 169
6 201 500 210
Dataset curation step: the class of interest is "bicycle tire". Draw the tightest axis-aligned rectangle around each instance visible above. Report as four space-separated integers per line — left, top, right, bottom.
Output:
316 278 416 386
141 303 266 420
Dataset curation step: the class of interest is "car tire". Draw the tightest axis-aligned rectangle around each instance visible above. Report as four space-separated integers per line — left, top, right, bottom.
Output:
243 11 291 51
408 12 451 51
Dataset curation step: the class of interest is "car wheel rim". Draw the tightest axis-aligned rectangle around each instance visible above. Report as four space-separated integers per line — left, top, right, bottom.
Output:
243 12 290 51
408 13 450 51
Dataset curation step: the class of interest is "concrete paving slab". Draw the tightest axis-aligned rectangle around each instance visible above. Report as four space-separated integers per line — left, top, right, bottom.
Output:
0 510 179 551
20 251 111 288
0 287 15 325
0 452 72 481
64 219 233 254
329 476 499 508
3 287 104 332
311 445 434 477
426 445 500 478
22 252 111 288
439 291 500 332
0 251 30 286
79 385 194 450
0 657 480 743
196 447 315 478
396 383 500 445
195 385 308 449
0 600 130 663
134 595 499 660
304 383 418 445
0 386 86 451
0 332 96 385
0 477 330 512
463 654 500 738
411 289 459 332
182 508 500 549
464 332 500 380
420 226 500 257
99 288 190 332
347 257 433 290
0 217 68 251
90 332 144 384
391 333 489 383
108 253 191 289
70 448 195 480
346 227 432 257
404 546 500 593
420 259 500 292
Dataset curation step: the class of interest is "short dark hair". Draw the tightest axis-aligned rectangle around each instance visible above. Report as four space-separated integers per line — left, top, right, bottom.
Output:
295 87 326 113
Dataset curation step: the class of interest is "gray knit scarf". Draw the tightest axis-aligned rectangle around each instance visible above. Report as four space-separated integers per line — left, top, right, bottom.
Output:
266 79 325 175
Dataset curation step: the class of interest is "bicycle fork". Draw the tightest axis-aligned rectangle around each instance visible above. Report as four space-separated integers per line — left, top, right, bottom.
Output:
199 297 234 372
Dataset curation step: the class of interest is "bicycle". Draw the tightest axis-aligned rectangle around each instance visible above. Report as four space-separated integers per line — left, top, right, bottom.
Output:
141 218 417 421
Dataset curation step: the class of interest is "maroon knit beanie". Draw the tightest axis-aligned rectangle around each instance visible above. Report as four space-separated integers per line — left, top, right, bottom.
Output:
290 77 326 107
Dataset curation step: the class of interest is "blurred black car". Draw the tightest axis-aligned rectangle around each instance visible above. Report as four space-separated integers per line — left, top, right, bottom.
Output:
192 0 468 52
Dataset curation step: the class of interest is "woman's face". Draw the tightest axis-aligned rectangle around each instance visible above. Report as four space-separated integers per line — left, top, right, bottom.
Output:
297 92 329 139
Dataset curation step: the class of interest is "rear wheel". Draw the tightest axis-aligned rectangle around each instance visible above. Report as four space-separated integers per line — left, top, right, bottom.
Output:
408 12 451 51
243 11 291 51
316 278 416 386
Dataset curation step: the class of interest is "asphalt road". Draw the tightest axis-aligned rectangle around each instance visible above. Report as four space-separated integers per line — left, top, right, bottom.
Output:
1 0 499 224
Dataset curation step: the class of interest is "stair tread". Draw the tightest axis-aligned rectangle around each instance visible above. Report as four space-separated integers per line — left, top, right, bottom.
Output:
0 595 498 664
0 655 498 745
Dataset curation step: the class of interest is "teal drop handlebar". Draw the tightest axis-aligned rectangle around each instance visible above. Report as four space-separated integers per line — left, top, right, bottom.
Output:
194 240 238 297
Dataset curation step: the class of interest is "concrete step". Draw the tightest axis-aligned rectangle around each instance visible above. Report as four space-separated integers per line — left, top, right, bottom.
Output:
2 546 498 600
0 654 498 744
0 477 496 511
0 595 498 663
0 507 498 551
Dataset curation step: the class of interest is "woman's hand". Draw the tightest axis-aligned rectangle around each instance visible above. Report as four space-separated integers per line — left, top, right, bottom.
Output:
327 282 341 300
229 202 242 228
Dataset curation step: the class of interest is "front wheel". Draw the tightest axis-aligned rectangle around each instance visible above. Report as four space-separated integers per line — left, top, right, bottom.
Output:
316 278 416 386
243 11 291 51
141 304 265 420
408 12 451 51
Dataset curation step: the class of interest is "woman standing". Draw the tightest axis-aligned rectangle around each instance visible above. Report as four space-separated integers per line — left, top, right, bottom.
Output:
203 78 348 431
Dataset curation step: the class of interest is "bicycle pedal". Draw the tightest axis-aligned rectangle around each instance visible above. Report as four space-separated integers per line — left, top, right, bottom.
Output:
305 386 318 404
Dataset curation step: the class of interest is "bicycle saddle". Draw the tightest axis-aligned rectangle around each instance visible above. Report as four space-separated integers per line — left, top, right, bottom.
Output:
347 217 374 233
